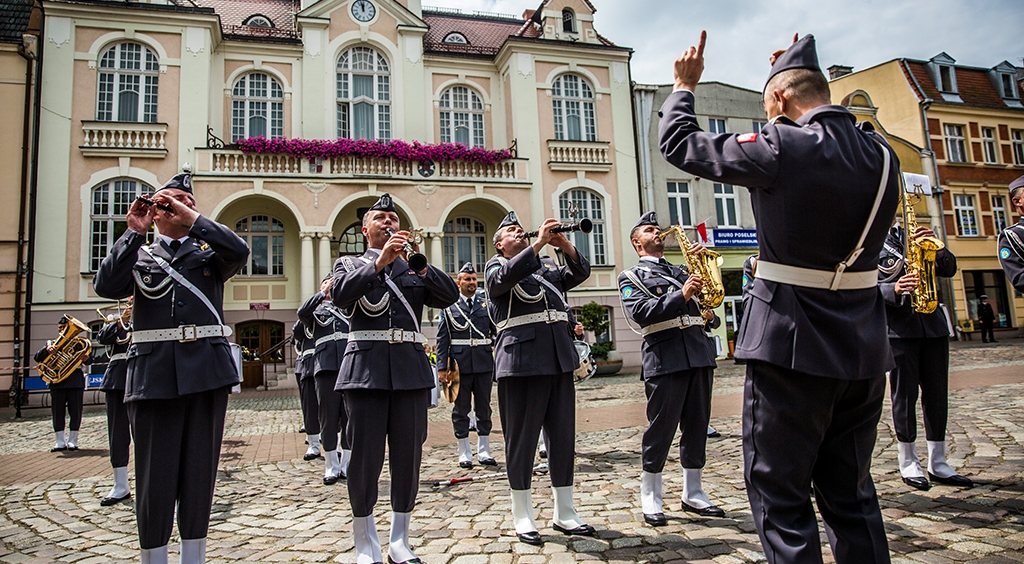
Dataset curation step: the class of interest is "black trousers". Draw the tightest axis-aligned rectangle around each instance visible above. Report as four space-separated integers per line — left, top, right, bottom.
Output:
299 376 321 436
889 337 949 443
452 370 493 438
978 321 996 342
344 388 429 517
315 372 349 452
642 368 712 472
743 361 889 564
50 388 84 432
498 373 575 490
128 387 229 549
105 390 131 468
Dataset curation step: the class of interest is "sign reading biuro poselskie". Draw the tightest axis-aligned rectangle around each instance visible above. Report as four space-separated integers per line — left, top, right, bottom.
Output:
708 229 758 248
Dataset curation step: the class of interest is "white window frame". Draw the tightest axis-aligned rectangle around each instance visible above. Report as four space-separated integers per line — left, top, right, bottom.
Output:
96 42 159 123
707 118 727 134
559 189 606 265
231 73 284 142
1013 129 1024 166
439 86 485 148
982 127 998 164
714 183 739 227
337 222 367 256
1001 73 1018 99
561 8 576 33
944 124 967 163
552 74 596 142
939 65 957 93
235 215 285 276
953 194 979 236
667 181 693 227
443 217 487 274
993 195 1009 233
336 46 391 141
90 179 153 271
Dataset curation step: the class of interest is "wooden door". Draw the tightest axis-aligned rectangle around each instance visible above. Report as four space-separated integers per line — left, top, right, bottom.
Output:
236 321 284 388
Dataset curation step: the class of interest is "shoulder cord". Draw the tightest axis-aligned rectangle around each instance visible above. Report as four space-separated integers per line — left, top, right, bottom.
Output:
133 268 174 300
484 256 550 331
338 255 390 317
619 267 654 336
140 246 223 324
444 303 489 339
1006 226 1024 261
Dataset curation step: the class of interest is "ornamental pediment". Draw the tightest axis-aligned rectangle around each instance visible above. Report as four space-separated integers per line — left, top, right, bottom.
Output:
297 0 426 30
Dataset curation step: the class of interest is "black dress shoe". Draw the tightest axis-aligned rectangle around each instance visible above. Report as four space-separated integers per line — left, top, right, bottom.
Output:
100 493 131 506
928 472 973 487
303 452 322 461
707 430 721 438
50 446 67 452
479 457 498 466
682 502 725 518
67 445 78 451
552 523 597 536
643 513 667 526
902 476 931 490
387 556 422 564
539 450 547 459
323 474 340 485
459 461 473 469
516 531 543 545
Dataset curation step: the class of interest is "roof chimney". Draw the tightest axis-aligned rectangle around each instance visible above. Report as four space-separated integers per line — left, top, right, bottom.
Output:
828 65 853 80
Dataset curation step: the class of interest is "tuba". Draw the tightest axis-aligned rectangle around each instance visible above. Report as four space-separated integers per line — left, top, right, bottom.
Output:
901 186 944 314
38 316 93 385
660 225 725 311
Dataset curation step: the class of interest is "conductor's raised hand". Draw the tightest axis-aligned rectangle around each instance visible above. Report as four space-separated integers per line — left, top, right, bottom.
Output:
769 33 800 66
673 30 706 93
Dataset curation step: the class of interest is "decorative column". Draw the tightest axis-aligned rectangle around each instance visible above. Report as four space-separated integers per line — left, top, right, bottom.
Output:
429 231 444 270
300 232 315 296
318 232 333 281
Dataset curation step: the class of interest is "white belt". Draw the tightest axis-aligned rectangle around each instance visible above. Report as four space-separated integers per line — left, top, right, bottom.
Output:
108 353 128 362
450 338 492 347
315 332 349 347
497 310 568 332
298 349 314 359
755 260 878 290
348 329 427 346
132 324 233 343
641 315 705 336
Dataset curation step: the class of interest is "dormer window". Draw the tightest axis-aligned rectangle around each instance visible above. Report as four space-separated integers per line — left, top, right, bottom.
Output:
1001 73 1017 98
443 32 468 44
939 65 955 92
244 15 273 28
562 9 576 33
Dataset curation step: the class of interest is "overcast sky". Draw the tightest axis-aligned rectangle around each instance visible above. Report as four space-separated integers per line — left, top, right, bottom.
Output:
438 0 1024 91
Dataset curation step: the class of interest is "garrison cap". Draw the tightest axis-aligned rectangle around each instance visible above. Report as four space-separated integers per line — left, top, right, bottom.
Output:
156 172 193 195
497 211 521 231
459 262 475 274
368 193 396 213
1009 175 1024 196
765 34 820 92
633 211 659 231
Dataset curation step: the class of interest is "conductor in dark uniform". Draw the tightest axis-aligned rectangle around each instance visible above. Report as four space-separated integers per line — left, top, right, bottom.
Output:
879 221 971 490
35 316 87 452
976 295 996 343
436 262 497 468
298 275 352 484
93 171 249 564
97 301 134 506
486 211 595 545
998 175 1024 293
330 194 459 564
660 33 899 563
619 212 722 527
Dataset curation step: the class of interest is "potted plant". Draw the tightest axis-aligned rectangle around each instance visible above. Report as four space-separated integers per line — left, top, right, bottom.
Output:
726 329 736 359
578 301 622 375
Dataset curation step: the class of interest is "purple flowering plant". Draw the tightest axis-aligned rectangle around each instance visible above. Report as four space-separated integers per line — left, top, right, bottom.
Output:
236 137 513 165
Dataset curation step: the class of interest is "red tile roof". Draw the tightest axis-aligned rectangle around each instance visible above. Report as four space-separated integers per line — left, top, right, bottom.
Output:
193 0 299 39
901 59 1015 109
423 11 533 56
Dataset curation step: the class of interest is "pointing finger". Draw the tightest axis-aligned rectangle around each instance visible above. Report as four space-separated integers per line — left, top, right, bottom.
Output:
792 32 799 44
697 30 707 58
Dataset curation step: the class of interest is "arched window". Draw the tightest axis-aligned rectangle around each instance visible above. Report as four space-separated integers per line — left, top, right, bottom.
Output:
90 179 154 271
243 15 273 28
439 86 485 147
338 222 367 256
552 74 596 142
559 189 605 265
562 9 576 33
336 46 391 141
443 217 487 274
97 42 159 123
231 73 284 142
443 32 468 44
235 215 285 276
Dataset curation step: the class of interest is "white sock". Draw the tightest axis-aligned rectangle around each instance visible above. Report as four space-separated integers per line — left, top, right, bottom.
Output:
552 485 586 529
682 468 713 509
180 538 206 564
640 471 663 515
510 489 538 534
67 430 79 448
897 442 926 479
352 515 383 564
107 466 130 499
477 435 492 460
457 437 473 464
388 511 418 563
140 545 168 564
54 431 66 449
927 440 958 479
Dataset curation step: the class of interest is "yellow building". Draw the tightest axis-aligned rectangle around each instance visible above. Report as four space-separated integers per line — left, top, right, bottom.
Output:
831 55 1024 338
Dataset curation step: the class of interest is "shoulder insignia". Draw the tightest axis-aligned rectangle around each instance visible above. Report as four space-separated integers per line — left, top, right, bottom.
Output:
742 274 749 287
199 242 210 251
622 285 634 299
737 132 758 144
341 256 356 272
656 287 664 295
487 264 500 275
1001 247 1012 260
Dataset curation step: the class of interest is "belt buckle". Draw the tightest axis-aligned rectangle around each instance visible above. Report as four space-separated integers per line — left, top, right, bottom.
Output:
545 310 557 324
388 328 405 344
180 325 198 342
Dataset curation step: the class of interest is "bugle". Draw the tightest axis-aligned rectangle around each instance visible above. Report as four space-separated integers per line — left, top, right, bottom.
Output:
384 227 428 271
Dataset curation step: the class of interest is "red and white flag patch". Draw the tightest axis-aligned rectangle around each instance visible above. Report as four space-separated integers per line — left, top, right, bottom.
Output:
736 132 758 144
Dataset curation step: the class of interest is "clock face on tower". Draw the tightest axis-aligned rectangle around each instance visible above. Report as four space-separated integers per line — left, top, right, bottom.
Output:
351 0 376 22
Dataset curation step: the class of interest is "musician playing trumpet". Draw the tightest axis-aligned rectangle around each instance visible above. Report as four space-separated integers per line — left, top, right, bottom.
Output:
485 211 594 545
35 315 89 452
97 298 133 505
618 212 722 526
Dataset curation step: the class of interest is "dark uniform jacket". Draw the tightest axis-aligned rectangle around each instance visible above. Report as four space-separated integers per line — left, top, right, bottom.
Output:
34 346 86 389
93 215 250 401
435 294 495 375
659 90 900 380
878 225 957 339
297 291 350 377
97 320 132 391
485 248 590 379
618 257 717 378
292 320 316 380
977 302 995 324
330 250 459 391
998 219 1024 293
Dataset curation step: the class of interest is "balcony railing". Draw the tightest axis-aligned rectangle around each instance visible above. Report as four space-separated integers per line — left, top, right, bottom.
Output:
547 139 612 171
195 148 529 183
80 121 168 158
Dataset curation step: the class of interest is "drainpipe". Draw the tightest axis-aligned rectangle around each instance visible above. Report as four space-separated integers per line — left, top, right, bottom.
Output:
920 100 959 334
14 30 38 412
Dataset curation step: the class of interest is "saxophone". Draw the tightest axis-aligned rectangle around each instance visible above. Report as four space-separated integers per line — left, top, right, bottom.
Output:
659 225 725 310
37 316 93 385
902 190 944 314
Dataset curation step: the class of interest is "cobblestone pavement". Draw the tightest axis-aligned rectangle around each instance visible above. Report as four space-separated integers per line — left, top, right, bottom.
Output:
1 341 1023 563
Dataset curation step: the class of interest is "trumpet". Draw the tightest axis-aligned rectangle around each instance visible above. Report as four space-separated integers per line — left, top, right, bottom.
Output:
521 219 593 239
96 301 131 327
384 228 428 271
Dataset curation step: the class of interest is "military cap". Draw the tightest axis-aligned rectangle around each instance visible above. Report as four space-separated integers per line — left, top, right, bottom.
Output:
156 172 193 195
633 211 659 231
459 262 475 274
1009 175 1024 196
368 193 396 213
765 34 820 92
497 211 521 231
